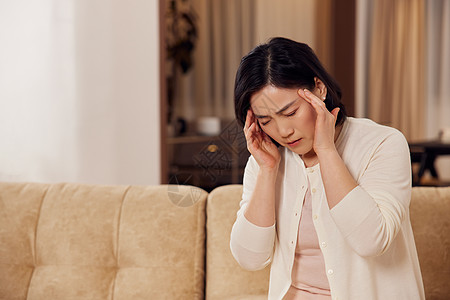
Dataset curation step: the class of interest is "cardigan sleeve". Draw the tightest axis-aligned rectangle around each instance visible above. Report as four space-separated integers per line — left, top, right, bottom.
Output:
330 129 412 257
229 155 276 271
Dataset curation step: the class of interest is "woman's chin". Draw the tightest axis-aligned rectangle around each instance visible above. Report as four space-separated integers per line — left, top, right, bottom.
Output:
286 143 314 156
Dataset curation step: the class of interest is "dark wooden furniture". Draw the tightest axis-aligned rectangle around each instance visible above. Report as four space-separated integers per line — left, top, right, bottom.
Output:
409 140 450 186
167 120 250 192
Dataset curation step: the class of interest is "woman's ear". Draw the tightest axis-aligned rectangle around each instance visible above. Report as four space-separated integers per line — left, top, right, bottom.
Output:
314 77 327 100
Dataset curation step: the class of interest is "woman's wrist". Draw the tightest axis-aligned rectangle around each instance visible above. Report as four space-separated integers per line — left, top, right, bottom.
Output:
316 145 338 159
244 167 278 227
258 166 279 181
317 147 358 209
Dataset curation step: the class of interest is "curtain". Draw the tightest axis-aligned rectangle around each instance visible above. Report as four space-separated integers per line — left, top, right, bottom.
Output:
172 0 256 122
426 0 450 138
426 0 450 179
171 0 319 123
367 0 426 140
314 0 333 72
355 0 372 118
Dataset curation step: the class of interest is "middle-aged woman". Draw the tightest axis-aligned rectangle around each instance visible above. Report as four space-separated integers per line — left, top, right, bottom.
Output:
230 37 425 300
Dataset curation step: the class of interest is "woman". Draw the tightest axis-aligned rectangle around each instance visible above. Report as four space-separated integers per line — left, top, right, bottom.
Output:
230 37 425 300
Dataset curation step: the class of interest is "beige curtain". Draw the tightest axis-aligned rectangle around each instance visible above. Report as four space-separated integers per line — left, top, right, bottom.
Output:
172 0 320 123
173 0 257 122
314 0 333 73
368 0 426 141
426 0 450 179
426 0 450 137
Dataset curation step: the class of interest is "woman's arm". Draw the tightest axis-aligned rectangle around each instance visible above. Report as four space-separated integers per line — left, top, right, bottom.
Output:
230 110 280 270
318 150 358 209
330 132 412 257
301 89 411 257
240 109 281 226
243 167 278 226
230 157 278 270
300 89 357 209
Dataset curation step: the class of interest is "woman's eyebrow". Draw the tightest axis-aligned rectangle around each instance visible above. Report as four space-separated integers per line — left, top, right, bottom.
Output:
254 98 298 118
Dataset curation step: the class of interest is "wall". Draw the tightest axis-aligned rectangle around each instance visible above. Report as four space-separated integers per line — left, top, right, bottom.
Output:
0 0 160 185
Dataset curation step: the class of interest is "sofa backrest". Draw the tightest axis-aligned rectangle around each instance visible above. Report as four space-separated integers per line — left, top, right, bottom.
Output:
206 185 269 300
410 186 450 299
0 182 208 300
206 185 450 300
1 182 449 300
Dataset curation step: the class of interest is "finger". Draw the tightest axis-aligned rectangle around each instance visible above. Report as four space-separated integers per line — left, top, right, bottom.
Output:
331 108 340 122
263 131 272 144
246 122 255 137
298 89 318 106
244 109 252 132
304 89 326 108
248 122 262 141
297 88 310 103
300 89 330 117
247 123 263 151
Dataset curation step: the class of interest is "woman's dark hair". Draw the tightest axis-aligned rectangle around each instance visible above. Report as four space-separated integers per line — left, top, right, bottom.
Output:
234 37 347 129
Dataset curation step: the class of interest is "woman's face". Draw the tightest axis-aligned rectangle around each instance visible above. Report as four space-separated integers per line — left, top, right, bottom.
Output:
250 85 320 156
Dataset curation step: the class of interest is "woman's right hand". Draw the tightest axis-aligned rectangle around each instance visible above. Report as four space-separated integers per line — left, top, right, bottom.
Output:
243 109 281 171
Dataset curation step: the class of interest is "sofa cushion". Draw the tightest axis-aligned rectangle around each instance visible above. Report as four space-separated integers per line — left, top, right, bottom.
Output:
207 184 450 300
0 182 207 300
410 186 450 300
206 184 269 300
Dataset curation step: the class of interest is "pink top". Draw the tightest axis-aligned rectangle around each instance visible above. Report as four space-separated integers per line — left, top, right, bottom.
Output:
284 164 331 300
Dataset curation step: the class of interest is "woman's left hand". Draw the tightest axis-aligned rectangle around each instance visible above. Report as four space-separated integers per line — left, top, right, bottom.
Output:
298 89 340 155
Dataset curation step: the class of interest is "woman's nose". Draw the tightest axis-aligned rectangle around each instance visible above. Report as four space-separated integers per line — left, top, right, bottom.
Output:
278 121 294 139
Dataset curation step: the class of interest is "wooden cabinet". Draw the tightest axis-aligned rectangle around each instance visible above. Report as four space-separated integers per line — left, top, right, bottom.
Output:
167 120 250 192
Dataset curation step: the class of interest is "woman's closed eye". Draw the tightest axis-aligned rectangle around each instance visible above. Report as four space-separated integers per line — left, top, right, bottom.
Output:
260 119 271 126
260 109 297 126
285 109 298 117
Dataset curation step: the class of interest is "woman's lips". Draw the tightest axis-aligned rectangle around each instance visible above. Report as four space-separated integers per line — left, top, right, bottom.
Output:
287 138 301 146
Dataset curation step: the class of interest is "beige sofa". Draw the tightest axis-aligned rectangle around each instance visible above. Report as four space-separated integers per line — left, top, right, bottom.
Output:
0 182 449 300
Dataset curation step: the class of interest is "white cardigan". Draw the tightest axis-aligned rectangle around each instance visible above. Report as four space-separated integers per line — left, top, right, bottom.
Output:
230 117 425 300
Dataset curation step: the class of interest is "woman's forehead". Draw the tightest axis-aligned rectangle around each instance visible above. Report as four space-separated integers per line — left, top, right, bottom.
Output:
250 86 300 116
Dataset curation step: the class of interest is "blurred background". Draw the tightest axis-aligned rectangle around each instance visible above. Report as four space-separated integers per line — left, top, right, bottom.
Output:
1 0 449 190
